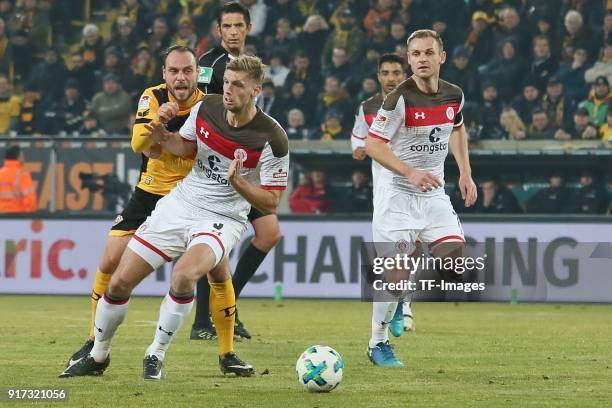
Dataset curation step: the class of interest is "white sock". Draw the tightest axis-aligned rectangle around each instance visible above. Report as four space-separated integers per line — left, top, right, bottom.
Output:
145 292 194 360
369 301 397 348
90 294 129 363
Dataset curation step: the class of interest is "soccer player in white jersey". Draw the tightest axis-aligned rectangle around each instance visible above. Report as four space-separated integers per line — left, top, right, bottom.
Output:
365 29 477 367
60 55 289 379
351 54 415 337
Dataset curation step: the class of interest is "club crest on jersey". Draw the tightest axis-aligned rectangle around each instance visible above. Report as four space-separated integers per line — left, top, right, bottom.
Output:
395 239 409 251
446 107 455 120
415 112 426 119
234 148 247 162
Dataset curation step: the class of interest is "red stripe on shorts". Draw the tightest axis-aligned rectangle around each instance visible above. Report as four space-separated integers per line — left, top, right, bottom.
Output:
133 235 172 262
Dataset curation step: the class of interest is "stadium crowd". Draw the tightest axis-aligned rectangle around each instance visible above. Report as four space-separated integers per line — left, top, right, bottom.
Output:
0 0 610 214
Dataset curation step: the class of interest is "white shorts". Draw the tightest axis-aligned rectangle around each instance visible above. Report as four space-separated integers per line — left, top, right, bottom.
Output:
372 187 464 253
127 194 246 269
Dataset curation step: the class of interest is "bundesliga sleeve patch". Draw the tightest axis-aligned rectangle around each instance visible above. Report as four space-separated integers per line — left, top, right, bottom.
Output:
138 95 151 110
198 67 213 84
372 113 387 130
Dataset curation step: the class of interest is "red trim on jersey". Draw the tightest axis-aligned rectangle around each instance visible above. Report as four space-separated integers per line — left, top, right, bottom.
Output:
169 292 194 304
428 235 465 249
364 113 376 126
133 235 172 261
191 232 225 259
351 132 366 140
405 104 460 127
181 136 196 143
103 293 129 305
261 185 286 190
195 116 262 168
367 131 389 142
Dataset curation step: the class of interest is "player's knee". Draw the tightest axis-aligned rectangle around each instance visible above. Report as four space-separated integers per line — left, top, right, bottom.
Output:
107 275 134 298
99 254 120 275
171 268 197 293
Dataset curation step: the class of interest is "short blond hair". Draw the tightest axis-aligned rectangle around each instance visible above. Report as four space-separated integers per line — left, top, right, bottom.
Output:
407 29 444 51
226 55 266 85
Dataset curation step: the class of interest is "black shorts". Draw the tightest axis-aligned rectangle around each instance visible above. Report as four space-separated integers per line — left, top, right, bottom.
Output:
247 206 266 222
110 187 163 235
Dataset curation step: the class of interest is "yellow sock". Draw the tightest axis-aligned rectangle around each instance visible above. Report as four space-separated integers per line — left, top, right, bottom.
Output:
88 269 112 339
209 279 236 356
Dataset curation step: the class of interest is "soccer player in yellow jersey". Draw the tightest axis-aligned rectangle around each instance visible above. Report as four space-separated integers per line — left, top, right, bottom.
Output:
62 45 205 366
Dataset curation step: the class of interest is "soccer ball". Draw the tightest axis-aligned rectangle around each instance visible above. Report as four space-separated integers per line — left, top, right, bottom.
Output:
296 345 344 392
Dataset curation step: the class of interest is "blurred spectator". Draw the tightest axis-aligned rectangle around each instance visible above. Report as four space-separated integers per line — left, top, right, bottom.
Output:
94 47 125 94
289 169 336 214
492 6 531 57
528 35 558 91
0 74 20 134
264 53 290 88
322 8 365 70
150 0 182 25
363 0 394 36
443 46 479 102
396 0 428 31
480 179 522 213
0 17 11 76
242 0 267 37
28 47 67 107
7 0 50 80
512 80 542 125
263 17 295 61
123 52 149 105
341 169 373 213
172 16 198 49
321 47 356 91
78 23 105 70
189 0 220 39
364 18 393 54
555 106 599 140
0 0 13 22
312 111 348 141
286 108 309 140
558 10 596 62
555 46 590 102
475 82 503 139
296 15 329 71
353 48 382 84
256 81 284 123
540 76 575 129
389 19 407 50
572 171 610 214
525 173 575 213
315 76 352 129
79 113 106 137
131 46 157 85
449 182 483 213
66 52 96 100
527 108 557 139
478 39 524 102
88 74 131 134
579 76 610 127
265 0 301 34
585 40 612 85
356 77 378 102
0 145 36 213
17 83 43 135
144 16 171 72
284 52 321 96
119 0 150 40
600 108 612 141
47 79 87 134
464 10 495 66
499 108 527 140
109 16 139 62
431 15 460 56
284 80 314 123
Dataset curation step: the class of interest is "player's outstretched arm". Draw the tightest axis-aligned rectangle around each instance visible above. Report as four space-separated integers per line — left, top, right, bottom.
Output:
450 124 477 207
366 136 441 192
144 122 196 158
227 158 282 214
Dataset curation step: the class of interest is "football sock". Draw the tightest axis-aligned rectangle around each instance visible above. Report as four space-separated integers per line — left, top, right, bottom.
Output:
193 278 212 329
209 279 236 356
146 290 194 361
89 269 112 339
232 243 268 297
369 301 397 348
90 292 129 363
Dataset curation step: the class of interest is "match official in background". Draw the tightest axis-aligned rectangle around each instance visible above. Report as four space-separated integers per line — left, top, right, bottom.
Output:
0 145 37 213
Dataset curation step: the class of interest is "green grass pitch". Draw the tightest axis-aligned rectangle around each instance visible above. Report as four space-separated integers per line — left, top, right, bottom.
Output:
1 296 611 407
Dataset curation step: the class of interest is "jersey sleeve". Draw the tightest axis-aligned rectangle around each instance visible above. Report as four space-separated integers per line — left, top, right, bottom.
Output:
131 89 160 152
454 91 465 128
179 101 202 141
259 142 290 190
351 105 368 151
368 93 405 142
